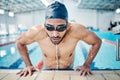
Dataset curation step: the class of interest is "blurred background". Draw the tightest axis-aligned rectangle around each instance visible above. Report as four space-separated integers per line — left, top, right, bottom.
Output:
0 0 120 69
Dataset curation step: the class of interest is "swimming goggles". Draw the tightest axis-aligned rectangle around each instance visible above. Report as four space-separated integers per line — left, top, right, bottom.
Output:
44 24 67 32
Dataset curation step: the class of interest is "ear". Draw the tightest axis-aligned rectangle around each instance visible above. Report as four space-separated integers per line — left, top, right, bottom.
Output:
67 23 70 30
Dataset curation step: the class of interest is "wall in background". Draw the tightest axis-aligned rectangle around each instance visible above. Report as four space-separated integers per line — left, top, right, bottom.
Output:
97 10 114 31
0 1 120 33
64 0 117 31
15 8 117 31
15 10 45 29
0 12 17 35
15 0 119 31
114 13 120 21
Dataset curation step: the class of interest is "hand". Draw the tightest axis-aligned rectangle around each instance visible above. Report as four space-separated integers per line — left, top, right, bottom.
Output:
74 65 92 76
16 66 39 77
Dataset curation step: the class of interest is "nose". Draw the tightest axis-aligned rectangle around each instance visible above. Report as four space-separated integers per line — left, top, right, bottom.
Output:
52 31 59 37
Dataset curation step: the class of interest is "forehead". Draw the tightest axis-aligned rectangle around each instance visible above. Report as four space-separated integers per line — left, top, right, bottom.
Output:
45 19 66 25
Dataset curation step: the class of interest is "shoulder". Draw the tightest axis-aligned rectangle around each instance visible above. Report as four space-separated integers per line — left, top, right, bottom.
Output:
25 25 44 38
29 25 44 32
68 23 101 44
20 25 47 41
68 23 88 39
16 25 47 44
69 23 86 29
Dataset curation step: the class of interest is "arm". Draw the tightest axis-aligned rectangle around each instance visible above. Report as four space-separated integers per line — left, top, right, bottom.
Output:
82 31 102 68
80 31 101 76
16 26 41 76
74 25 102 76
16 36 33 67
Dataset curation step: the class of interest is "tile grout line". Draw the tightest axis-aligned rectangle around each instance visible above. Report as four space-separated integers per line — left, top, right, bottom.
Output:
17 76 21 80
52 71 55 80
0 73 9 80
113 71 120 77
33 72 40 80
101 73 107 80
69 74 71 80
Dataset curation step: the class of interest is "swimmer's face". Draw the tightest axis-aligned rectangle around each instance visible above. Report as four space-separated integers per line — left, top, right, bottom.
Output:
45 19 67 44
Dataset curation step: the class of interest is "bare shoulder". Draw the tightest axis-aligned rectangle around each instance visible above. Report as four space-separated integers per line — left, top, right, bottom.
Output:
24 25 45 39
69 23 88 39
16 25 46 44
69 23 87 33
70 23 86 29
69 23 101 44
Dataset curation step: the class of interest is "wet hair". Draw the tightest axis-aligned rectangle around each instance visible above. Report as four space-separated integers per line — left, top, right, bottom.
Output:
45 1 68 22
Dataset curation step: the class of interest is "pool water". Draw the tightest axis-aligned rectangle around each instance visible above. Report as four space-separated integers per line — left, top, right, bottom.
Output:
0 31 120 69
74 40 120 69
0 42 42 69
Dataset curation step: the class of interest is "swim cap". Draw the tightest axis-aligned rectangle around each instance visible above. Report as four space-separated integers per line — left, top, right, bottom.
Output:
45 1 68 21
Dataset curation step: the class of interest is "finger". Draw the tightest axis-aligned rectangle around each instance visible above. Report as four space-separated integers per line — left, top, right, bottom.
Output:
19 71 25 77
87 71 91 76
16 70 23 75
80 70 83 76
28 69 32 76
89 71 93 75
34 67 40 71
23 70 28 77
82 71 86 76
16 71 24 76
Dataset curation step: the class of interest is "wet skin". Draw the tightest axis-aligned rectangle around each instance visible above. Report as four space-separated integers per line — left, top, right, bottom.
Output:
16 19 101 76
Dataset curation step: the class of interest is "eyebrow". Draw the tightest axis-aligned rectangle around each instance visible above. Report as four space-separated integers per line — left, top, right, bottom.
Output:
45 24 66 26
45 24 53 26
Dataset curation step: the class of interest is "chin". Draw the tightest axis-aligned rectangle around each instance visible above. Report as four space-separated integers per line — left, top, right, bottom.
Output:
52 41 60 45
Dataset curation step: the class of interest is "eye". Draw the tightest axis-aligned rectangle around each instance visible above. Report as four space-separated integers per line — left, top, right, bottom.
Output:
57 25 67 32
45 25 54 31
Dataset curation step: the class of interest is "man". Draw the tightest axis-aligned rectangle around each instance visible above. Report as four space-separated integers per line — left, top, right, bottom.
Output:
16 1 101 77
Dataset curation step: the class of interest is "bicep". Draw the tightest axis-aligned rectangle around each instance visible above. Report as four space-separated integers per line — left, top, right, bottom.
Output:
82 31 100 45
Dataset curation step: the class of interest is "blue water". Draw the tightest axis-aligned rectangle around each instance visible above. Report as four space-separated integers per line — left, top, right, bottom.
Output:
0 30 120 69
74 40 120 70
0 42 42 69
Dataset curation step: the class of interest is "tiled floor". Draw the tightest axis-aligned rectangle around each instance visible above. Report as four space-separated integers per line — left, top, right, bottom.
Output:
0 69 120 80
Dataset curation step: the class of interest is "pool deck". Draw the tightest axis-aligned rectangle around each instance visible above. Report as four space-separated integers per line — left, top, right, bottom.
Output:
0 69 120 80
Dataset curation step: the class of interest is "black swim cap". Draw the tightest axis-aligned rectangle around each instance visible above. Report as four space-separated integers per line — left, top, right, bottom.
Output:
45 1 68 21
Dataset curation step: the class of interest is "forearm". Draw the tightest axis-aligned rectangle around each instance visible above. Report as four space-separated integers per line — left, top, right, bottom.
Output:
16 41 32 67
83 39 102 67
